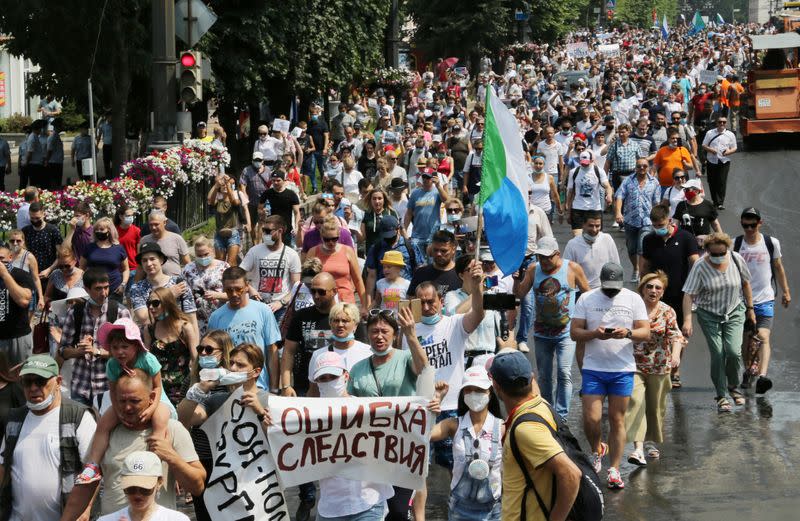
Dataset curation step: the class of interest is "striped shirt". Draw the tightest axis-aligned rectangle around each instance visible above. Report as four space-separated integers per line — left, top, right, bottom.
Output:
682 252 751 317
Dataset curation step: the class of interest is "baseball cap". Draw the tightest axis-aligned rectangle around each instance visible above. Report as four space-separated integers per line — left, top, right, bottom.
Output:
20 354 59 379
252 151 264 160
600 262 624 290
120 451 163 490
462 366 492 390
378 215 401 238
534 237 559 257
420 168 435 178
271 170 286 180
489 352 532 391
683 179 702 191
312 352 346 381
579 151 593 166
381 250 406 267
741 207 761 220
98 318 147 352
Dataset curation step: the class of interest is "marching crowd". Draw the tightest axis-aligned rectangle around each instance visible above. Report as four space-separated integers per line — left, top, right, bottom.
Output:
0 20 794 521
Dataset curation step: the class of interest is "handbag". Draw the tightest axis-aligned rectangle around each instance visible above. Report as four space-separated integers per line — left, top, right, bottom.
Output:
32 305 50 355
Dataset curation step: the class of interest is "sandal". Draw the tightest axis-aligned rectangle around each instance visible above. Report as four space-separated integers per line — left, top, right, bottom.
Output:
645 443 660 459
729 388 746 406
75 462 102 485
627 450 647 466
716 396 732 412
671 375 682 389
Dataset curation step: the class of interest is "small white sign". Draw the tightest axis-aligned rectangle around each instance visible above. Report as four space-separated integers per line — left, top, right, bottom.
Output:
272 118 290 133
757 97 772 108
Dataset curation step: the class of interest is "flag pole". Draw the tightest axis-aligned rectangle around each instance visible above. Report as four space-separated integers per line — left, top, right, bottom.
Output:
474 204 483 261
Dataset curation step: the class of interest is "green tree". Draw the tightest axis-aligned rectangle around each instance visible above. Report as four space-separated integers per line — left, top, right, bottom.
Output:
527 0 593 42
615 0 679 27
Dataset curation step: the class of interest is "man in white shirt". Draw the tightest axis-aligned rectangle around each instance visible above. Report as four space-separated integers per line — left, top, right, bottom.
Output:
0 355 97 521
536 127 565 185
570 263 650 490
701 116 737 210
563 211 620 289
253 124 283 166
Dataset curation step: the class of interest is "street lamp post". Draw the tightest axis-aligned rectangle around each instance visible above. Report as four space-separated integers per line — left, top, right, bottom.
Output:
151 0 177 144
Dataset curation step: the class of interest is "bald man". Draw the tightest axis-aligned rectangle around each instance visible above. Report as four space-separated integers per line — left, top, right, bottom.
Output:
280 272 337 397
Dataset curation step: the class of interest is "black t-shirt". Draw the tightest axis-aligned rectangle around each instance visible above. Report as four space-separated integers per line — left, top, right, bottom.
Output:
22 224 63 272
642 227 699 302
358 154 378 180
286 306 332 392
0 267 36 339
408 265 462 297
306 119 329 151
260 188 300 232
674 200 718 237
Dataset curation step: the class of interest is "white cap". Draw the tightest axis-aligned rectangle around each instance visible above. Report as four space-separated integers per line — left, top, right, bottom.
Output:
462 366 492 390
579 150 593 166
120 451 163 489
252 151 264 160
534 236 559 257
683 179 702 191
312 351 346 381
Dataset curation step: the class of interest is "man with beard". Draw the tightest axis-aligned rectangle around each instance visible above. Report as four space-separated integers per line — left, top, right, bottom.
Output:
408 230 462 296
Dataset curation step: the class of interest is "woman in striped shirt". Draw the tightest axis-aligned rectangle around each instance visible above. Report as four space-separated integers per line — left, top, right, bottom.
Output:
681 233 756 412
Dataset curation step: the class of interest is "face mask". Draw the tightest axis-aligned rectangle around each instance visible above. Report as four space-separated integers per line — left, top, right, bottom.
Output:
156 312 168 321
654 226 670 236
464 392 490 412
259 135 267 142
685 190 698 200
218 371 250 386
27 389 55 411
668 143 677 149
318 376 347 398
263 234 275 246
447 213 462 223
681 119 687 124
330 332 355 343
31 219 43 228
198 356 219 369
371 347 392 357
437 153 445 159
252 161 262 169
10 244 21 254
95 232 109 241
582 231 597 244
421 313 442 326
311 115 319 121
615 96 622 101
416 147 423 152
123 216 134 226
76 218 85 227
561 129 570 135
388 98 395 106
709 254 726 265
602 288 621 298
196 256 212 267
384 235 397 245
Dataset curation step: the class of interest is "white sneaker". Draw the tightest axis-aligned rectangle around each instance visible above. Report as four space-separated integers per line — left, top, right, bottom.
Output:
631 271 639 283
612 221 620 228
518 341 530 353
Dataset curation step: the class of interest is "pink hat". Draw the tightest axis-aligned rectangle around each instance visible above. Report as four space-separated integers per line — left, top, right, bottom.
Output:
312 352 346 381
97 318 147 352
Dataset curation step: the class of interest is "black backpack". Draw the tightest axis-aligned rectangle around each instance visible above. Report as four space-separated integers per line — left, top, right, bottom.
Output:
734 234 776 288
509 402 604 521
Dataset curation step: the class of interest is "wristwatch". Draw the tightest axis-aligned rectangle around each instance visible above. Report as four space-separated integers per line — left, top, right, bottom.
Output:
625 329 632 339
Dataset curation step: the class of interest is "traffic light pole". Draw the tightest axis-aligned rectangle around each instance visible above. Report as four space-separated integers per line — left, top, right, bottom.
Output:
151 0 177 144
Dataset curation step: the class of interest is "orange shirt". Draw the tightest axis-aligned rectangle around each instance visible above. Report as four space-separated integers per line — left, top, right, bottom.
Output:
720 79 730 107
653 145 692 186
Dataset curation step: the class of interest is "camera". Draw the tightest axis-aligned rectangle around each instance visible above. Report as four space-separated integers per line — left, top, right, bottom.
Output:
483 293 518 311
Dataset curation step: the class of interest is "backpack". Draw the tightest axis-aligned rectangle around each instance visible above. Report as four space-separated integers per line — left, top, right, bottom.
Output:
571 165 601 190
734 234 776 288
70 300 120 348
509 402 604 521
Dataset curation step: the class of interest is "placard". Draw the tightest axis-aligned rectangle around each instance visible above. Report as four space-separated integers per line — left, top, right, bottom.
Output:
698 70 719 85
272 118 290 134
598 44 621 57
566 42 590 58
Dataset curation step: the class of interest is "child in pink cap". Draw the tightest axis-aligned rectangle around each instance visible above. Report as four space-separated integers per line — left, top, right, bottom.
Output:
74 317 171 485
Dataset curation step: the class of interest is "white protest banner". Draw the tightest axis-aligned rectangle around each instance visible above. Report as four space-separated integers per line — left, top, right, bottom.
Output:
699 70 719 85
566 42 590 58
267 396 433 490
201 387 289 521
598 44 621 57
272 118 290 134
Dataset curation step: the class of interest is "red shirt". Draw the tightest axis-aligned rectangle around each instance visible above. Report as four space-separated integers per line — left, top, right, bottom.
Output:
115 224 141 270
691 92 713 119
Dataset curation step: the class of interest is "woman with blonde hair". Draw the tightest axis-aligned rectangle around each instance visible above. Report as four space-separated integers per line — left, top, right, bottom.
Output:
182 235 229 335
142 286 199 405
682 232 755 412
6 228 44 311
306 217 365 308
626 270 684 464
80 216 130 301
45 245 84 303
361 188 398 253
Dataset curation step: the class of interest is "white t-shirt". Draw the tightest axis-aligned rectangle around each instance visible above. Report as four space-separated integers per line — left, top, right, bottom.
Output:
318 477 393 518
573 288 648 373
98 506 190 521
662 185 686 218
376 277 410 311
567 164 608 211
738 235 781 304
562 233 620 289
342 169 364 196
444 289 499 355
307 341 372 383
0 406 96 521
402 314 468 410
240 244 302 303
536 140 566 176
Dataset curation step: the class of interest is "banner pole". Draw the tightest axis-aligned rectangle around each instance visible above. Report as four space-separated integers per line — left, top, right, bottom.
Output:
474 204 483 261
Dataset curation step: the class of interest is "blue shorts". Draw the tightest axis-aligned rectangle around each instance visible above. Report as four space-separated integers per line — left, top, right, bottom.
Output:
432 409 457 469
581 369 634 397
624 225 651 257
754 301 774 329
213 228 241 251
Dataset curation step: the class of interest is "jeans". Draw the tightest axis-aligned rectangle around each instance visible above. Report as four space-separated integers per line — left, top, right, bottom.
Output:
410 237 430 265
318 503 384 521
696 303 745 397
533 336 576 419
312 151 327 191
515 256 536 344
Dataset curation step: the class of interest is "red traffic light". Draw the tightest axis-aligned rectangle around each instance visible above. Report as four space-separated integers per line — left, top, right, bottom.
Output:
180 52 196 68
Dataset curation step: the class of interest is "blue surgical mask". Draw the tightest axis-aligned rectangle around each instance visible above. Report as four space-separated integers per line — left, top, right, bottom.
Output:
311 114 319 121
122 216 134 226
196 256 212 267
447 213 462 223
421 313 442 326
330 333 355 343
198 356 219 369
654 226 670 236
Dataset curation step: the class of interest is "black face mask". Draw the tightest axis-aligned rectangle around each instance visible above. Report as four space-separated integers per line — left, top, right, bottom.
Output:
30 219 43 228
384 234 398 245
95 232 109 241
602 288 621 298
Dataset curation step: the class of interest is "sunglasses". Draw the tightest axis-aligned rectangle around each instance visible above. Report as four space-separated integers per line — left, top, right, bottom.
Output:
22 376 50 388
58 264 74 270
322 236 339 243
124 486 156 496
717 120 727 124
259 133 268 136
674 176 686 181
198 344 218 355
263 228 276 234
741 222 758 229
446 208 461 214
636 164 648 169
224 286 247 295
310 288 330 296
146 300 161 308
8 239 22 244
369 308 396 318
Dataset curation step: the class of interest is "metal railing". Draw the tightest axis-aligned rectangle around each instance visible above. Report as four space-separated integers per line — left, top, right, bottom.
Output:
166 178 210 232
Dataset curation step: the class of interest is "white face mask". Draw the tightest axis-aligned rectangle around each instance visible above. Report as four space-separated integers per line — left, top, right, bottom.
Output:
317 376 347 397
218 371 249 386
709 253 727 265
27 389 56 411
263 234 275 246
464 391 490 412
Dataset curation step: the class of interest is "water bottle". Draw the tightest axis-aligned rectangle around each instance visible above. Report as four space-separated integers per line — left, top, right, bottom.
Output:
263 198 272 217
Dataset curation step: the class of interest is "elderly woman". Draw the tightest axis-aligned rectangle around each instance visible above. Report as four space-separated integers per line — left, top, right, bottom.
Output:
683 232 755 412
348 307 428 521
182 236 229 335
626 271 684 465
97 450 190 521
80 217 130 302
306 217 366 307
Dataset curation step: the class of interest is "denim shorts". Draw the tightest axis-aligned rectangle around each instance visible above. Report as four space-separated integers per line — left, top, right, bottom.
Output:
214 228 241 251
432 409 457 469
581 369 635 397
754 300 774 329
624 225 651 256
